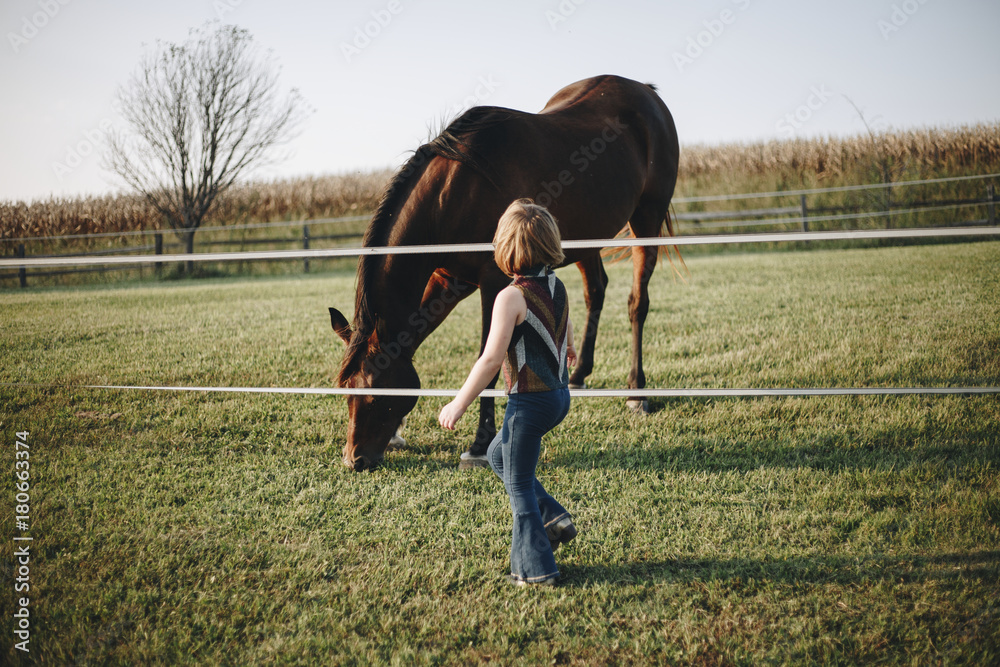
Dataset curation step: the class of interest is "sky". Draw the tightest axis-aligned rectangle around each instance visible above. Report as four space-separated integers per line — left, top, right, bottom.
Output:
1 0 998 203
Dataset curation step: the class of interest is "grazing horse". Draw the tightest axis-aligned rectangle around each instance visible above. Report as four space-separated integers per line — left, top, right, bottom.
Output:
329 74 679 471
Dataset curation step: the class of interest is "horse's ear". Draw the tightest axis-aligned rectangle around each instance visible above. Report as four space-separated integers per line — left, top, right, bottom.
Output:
329 308 351 344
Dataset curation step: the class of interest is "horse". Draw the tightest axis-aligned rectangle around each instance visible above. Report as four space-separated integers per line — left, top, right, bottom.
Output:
329 74 679 471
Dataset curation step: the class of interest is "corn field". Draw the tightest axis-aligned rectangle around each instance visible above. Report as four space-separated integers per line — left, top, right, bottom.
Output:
677 122 1000 197
0 170 391 243
2 124 999 244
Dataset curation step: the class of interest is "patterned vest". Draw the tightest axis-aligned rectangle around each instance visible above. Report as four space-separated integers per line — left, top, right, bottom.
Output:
502 267 570 394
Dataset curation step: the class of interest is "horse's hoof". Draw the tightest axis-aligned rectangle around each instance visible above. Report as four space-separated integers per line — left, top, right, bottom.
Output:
458 451 490 470
626 399 650 415
568 382 587 390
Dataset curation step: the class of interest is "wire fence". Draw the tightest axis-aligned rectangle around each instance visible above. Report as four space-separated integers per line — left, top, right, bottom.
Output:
3 174 998 398
2 174 998 287
4 383 998 399
3 226 1000 272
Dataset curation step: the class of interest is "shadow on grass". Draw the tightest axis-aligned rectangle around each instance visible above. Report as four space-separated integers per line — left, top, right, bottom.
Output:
561 550 1000 589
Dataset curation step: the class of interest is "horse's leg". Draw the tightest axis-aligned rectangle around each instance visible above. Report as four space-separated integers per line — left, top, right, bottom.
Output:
626 204 666 414
568 255 608 389
460 283 501 469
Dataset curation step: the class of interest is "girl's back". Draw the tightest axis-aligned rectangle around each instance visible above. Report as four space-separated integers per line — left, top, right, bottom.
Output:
503 268 570 395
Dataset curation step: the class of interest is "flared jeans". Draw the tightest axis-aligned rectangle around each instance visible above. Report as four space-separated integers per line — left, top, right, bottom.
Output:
487 387 571 583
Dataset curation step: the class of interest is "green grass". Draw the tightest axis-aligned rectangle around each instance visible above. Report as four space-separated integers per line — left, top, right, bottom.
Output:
2 243 999 665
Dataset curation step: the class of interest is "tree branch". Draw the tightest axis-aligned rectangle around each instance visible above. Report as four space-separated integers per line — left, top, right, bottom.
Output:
103 22 309 257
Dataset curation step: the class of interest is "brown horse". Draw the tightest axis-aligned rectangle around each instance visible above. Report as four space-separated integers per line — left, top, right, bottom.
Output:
329 74 679 471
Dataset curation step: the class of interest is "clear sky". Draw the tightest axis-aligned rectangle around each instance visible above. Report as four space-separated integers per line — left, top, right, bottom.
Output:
2 0 998 203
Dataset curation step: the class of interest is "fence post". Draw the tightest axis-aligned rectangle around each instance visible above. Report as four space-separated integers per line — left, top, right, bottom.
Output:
800 194 809 233
303 224 310 274
988 184 996 226
154 233 163 277
16 243 26 288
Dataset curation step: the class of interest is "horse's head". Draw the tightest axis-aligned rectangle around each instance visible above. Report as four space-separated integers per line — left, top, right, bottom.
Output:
330 308 419 471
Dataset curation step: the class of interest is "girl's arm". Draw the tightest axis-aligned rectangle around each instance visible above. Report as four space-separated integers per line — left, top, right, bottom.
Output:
438 286 525 430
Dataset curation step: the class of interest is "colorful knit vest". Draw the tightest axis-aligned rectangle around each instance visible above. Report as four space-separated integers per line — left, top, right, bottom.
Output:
502 267 570 394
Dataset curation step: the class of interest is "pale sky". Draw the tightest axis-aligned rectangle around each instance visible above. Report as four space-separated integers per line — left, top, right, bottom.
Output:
2 0 998 203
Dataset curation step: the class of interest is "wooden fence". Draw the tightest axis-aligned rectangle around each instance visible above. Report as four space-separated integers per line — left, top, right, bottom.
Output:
2 181 997 288
1 221 366 287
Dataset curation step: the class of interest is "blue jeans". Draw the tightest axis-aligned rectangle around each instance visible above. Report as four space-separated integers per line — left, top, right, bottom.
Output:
487 387 571 583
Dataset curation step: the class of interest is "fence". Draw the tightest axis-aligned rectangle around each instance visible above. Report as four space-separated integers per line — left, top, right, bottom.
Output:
2 173 998 399
672 175 998 232
3 227 998 399
2 175 998 287
0 215 370 287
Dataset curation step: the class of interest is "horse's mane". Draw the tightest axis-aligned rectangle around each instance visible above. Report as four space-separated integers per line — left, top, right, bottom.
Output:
338 106 516 384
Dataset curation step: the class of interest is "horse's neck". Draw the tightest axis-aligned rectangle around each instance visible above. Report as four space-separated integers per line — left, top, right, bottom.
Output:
363 254 435 350
362 165 443 350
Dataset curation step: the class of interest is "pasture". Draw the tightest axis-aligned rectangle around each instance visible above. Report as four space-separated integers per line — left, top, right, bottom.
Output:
2 242 999 665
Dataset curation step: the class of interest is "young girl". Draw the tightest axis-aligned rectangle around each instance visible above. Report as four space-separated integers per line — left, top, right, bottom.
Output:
439 198 577 586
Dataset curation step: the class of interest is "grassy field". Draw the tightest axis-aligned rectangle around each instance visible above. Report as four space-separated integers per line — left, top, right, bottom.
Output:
1 242 999 665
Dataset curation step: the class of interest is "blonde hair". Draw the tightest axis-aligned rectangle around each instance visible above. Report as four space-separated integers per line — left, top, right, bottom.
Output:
493 199 565 277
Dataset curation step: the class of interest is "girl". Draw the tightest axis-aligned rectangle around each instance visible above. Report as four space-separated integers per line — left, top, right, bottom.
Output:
439 198 577 586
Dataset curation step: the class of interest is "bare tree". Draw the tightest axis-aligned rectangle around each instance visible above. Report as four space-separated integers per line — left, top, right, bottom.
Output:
106 23 308 273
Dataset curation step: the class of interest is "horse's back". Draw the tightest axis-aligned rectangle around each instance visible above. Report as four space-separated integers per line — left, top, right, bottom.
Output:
417 75 679 266
539 74 663 117
538 75 678 184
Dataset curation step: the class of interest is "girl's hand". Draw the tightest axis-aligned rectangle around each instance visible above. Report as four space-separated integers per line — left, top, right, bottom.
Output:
440 286 523 432
567 344 578 368
438 400 466 430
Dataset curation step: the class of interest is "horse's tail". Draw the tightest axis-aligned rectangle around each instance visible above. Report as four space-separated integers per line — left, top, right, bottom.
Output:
600 206 688 280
